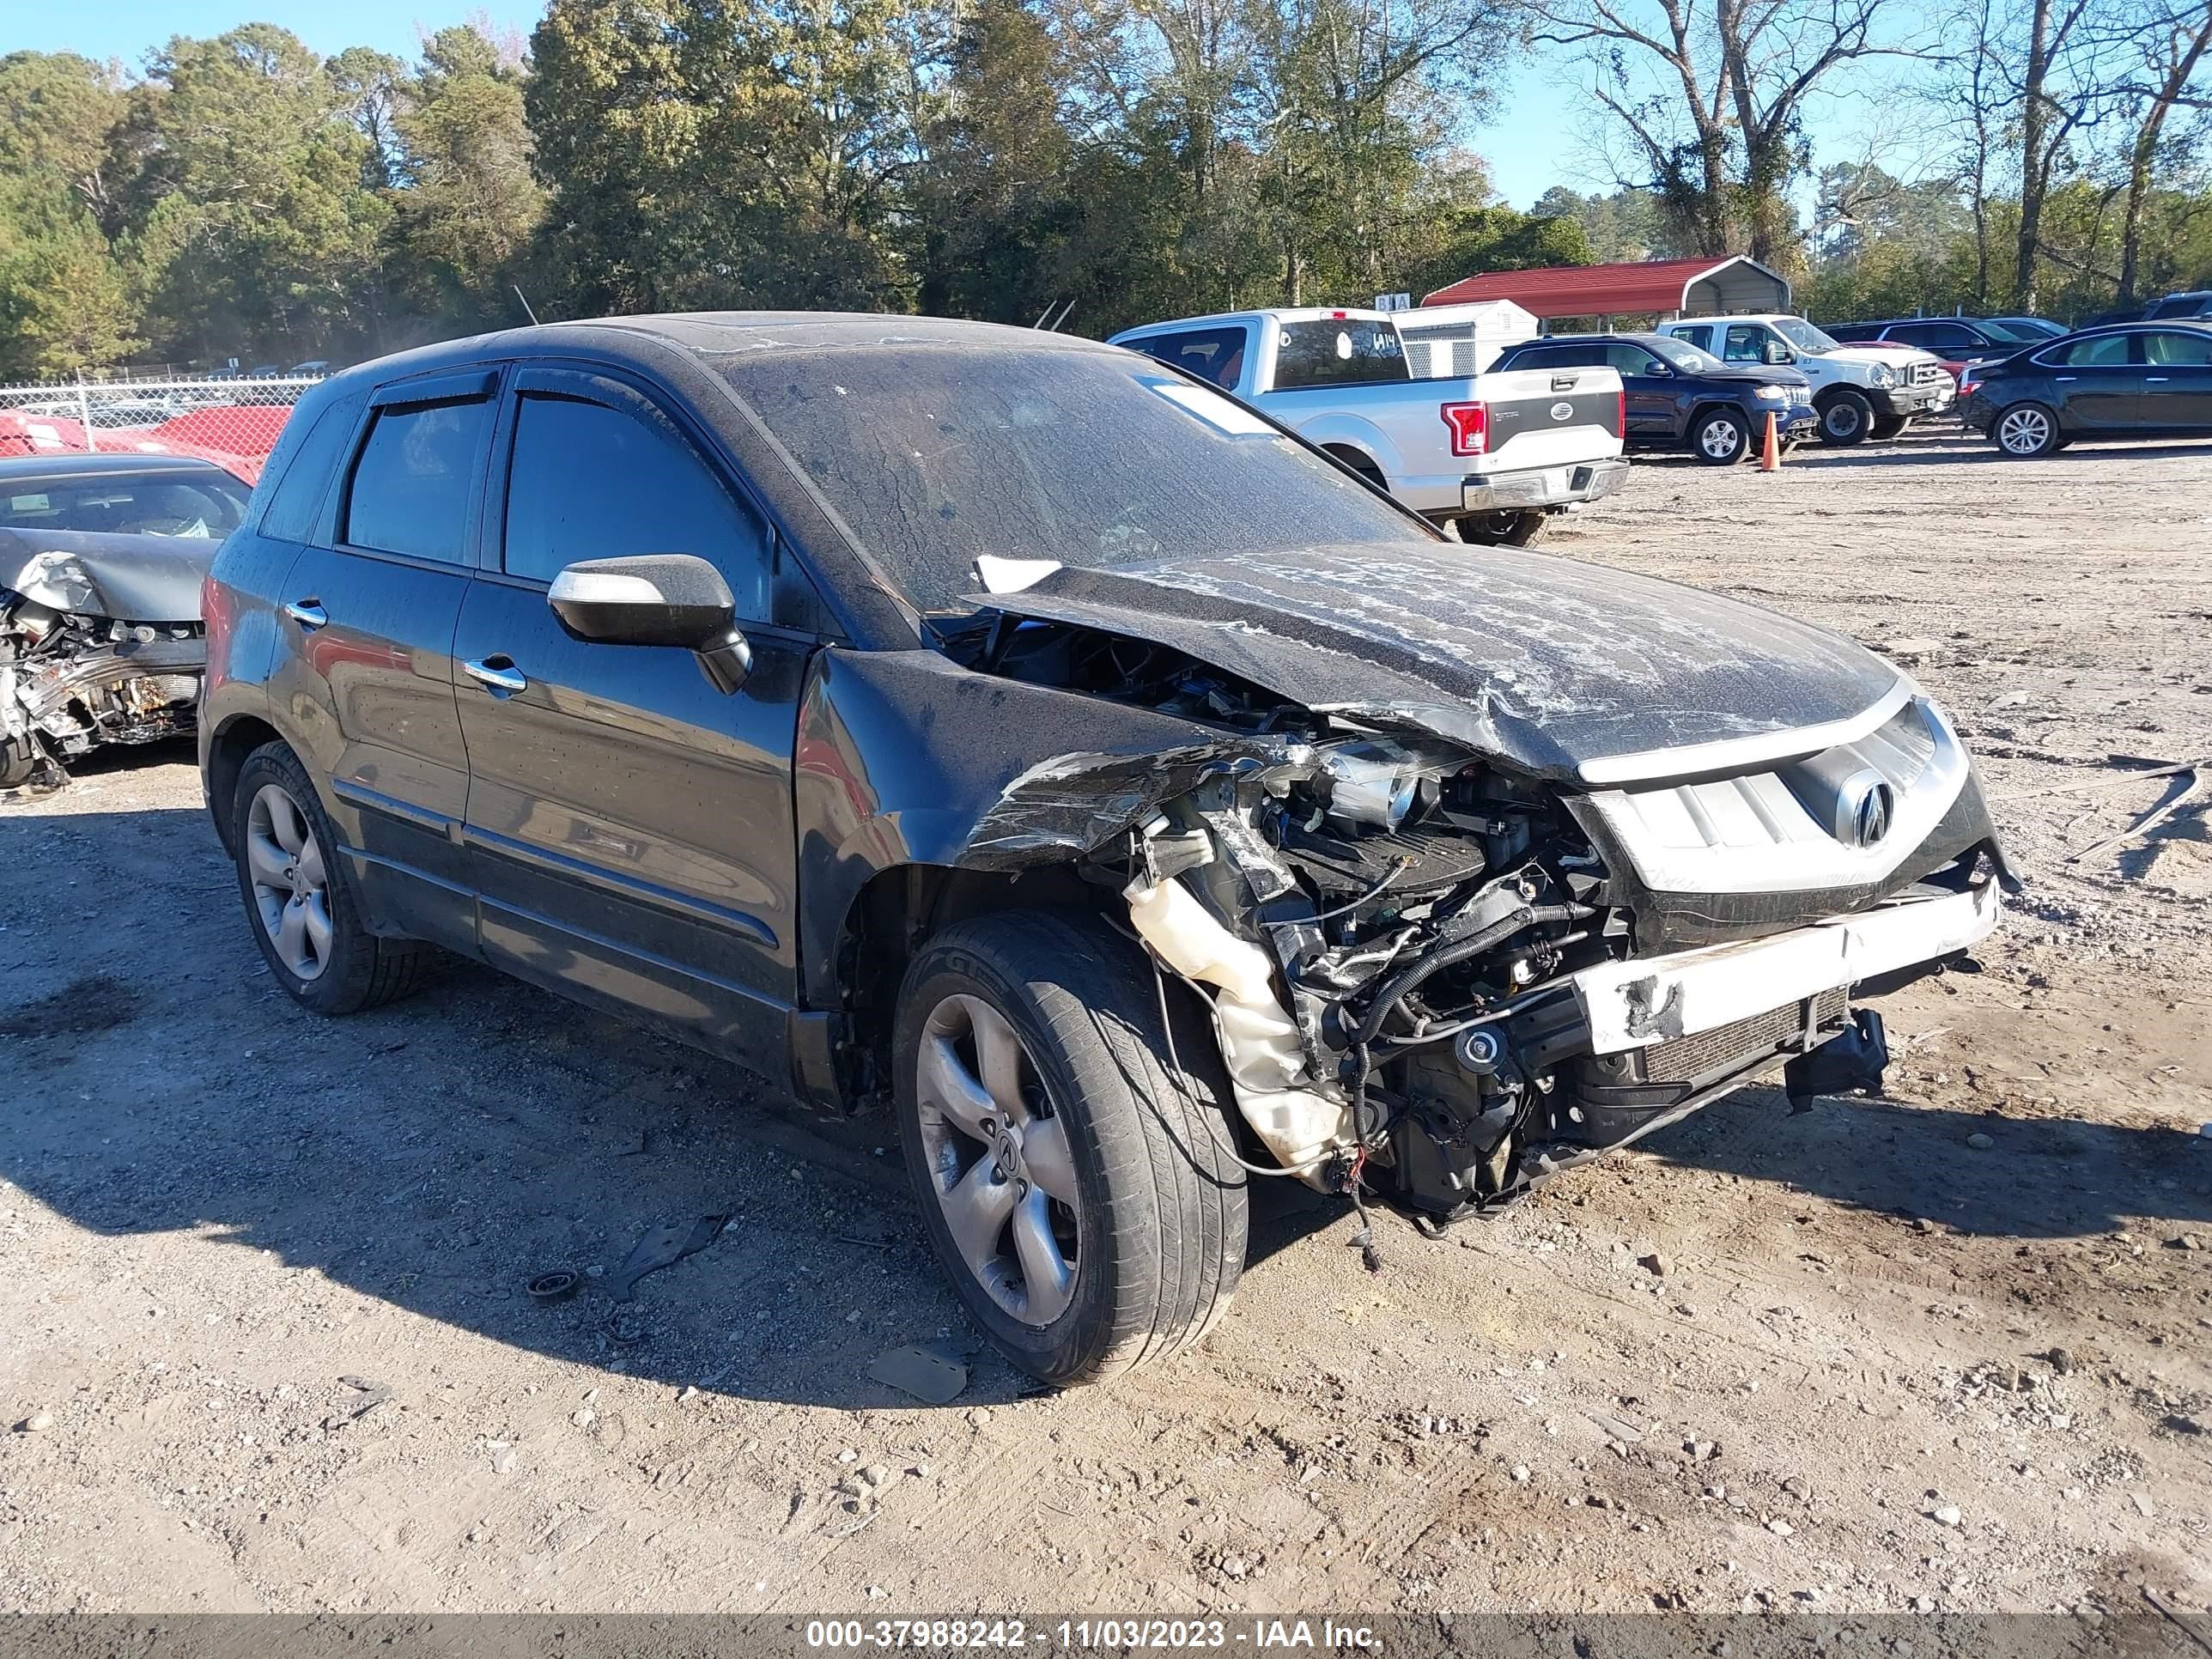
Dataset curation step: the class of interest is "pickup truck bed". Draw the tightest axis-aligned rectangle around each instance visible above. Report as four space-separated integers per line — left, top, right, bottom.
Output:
1109 307 1628 544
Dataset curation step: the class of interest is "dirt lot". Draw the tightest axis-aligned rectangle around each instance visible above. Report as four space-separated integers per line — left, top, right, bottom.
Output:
3 426 2208 1620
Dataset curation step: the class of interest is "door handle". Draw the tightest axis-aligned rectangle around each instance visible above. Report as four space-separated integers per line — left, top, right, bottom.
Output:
2054 375 2077 382
2146 376 2170 382
284 599 328 630
464 656 527 695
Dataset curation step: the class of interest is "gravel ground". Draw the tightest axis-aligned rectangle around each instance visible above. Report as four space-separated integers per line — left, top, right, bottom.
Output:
1 425 2207 1618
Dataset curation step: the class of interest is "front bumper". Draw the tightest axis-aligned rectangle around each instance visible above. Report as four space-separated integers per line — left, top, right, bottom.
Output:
1461 457 1631 514
1869 382 1948 417
1570 878 2001 1055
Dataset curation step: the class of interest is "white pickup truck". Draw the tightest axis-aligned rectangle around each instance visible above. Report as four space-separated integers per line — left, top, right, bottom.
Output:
1654 314 1954 446
1109 307 1628 545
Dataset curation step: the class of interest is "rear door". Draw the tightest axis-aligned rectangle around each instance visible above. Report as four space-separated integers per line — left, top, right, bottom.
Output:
2043 333 2144 428
267 368 500 955
453 362 815 1066
2136 329 2212 429
1601 340 1678 438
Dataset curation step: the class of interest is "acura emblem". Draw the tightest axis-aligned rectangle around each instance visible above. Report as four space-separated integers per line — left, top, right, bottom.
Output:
1838 770 1896 848
1549 401 1574 421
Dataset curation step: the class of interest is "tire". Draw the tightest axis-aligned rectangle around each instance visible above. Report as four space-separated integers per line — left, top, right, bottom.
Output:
1993 402 2061 457
229 741 426 1015
1691 407 1750 465
894 909 1249 1385
1868 414 1909 441
1324 446 1389 494
1817 389 1875 447
0 737 38 789
1459 509 1547 545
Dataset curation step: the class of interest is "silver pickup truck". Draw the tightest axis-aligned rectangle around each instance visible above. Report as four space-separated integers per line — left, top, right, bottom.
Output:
1110 307 1629 545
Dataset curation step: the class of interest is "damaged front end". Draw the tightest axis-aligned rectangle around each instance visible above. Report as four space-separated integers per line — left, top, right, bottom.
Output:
930 596 2008 1224
2 546 206 787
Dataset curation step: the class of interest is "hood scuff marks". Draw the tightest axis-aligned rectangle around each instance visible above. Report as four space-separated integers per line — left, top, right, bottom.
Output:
958 542 1903 782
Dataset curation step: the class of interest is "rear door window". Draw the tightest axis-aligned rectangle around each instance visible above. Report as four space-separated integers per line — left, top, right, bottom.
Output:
1669 325 1714 352
1501 343 1595 370
501 390 774 621
1272 319 1408 389
2142 330 2212 365
343 396 493 562
1124 328 1249 391
2051 334 2136 367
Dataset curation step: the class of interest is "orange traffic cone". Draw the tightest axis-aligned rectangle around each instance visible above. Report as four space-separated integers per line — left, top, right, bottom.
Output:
1759 410 1781 471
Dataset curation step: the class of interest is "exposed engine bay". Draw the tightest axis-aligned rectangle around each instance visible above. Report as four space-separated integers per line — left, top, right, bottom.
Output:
2 549 206 787
937 604 2009 1224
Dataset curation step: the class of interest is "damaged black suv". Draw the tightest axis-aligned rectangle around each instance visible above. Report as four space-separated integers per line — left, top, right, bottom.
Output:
203 314 2011 1385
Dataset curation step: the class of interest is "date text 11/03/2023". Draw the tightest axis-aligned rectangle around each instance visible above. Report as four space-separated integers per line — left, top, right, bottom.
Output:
803 1620 1379 1651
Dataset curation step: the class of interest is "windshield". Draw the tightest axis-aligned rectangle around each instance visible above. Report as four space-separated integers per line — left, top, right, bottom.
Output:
714 344 1427 613
1772 318 1841 354
1648 337 1724 372
1978 319 2045 343
0 468 249 538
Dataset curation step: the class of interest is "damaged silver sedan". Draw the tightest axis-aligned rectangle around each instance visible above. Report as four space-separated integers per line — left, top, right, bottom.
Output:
198 316 2008 1385
1 455 247 787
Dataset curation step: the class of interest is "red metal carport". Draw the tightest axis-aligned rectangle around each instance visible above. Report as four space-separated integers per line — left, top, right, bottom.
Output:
1420 256 1790 324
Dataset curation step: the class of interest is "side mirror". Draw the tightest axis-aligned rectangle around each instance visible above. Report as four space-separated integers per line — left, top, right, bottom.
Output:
547 553 753 694
1765 341 1796 366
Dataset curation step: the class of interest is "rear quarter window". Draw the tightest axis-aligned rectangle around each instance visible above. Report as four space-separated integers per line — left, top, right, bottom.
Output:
257 395 363 544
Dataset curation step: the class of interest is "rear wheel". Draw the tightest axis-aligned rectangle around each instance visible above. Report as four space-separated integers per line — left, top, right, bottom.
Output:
1458 509 1547 545
230 742 426 1015
1817 389 1875 446
895 910 1249 1385
1994 403 2060 457
1869 413 1909 441
1691 407 1750 465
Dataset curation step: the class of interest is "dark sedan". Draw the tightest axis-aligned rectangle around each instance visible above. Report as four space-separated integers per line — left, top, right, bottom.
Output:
1960 322 2212 456
1490 331 1815 463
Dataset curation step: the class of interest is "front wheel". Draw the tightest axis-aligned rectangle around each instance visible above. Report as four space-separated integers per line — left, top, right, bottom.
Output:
1691 408 1749 465
1817 389 1875 447
895 910 1249 1385
1994 403 2061 457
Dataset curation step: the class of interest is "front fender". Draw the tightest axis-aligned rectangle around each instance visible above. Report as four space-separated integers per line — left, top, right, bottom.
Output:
792 647 1297 1007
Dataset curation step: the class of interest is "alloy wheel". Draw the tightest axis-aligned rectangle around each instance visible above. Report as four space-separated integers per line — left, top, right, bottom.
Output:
1700 417 1743 459
1998 408 2052 455
245 782 334 981
913 993 1080 1326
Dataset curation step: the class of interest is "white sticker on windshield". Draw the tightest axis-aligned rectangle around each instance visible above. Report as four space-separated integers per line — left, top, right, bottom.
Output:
1147 380 1274 437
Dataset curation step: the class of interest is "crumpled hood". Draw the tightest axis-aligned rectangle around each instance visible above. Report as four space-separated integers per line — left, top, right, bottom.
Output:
965 543 1903 782
0 526 214 622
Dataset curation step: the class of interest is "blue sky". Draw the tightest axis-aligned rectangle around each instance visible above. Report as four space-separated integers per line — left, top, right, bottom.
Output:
4 1 1863 211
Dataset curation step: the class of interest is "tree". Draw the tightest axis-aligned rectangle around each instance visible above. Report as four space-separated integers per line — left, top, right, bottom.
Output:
2109 0 2212 301
384 26 546 331
0 179 138 377
1529 0 1923 264
108 26 392 361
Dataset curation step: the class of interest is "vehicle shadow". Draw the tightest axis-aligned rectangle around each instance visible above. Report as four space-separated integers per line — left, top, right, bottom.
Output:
0 798 1352 1413
3 800 2202 1416
1635 434 2212 470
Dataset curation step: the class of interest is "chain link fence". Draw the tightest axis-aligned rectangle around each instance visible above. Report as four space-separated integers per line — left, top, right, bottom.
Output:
0 378 321 485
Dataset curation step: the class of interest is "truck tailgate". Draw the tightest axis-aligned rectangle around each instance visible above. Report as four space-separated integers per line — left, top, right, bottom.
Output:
1470 366 1624 475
